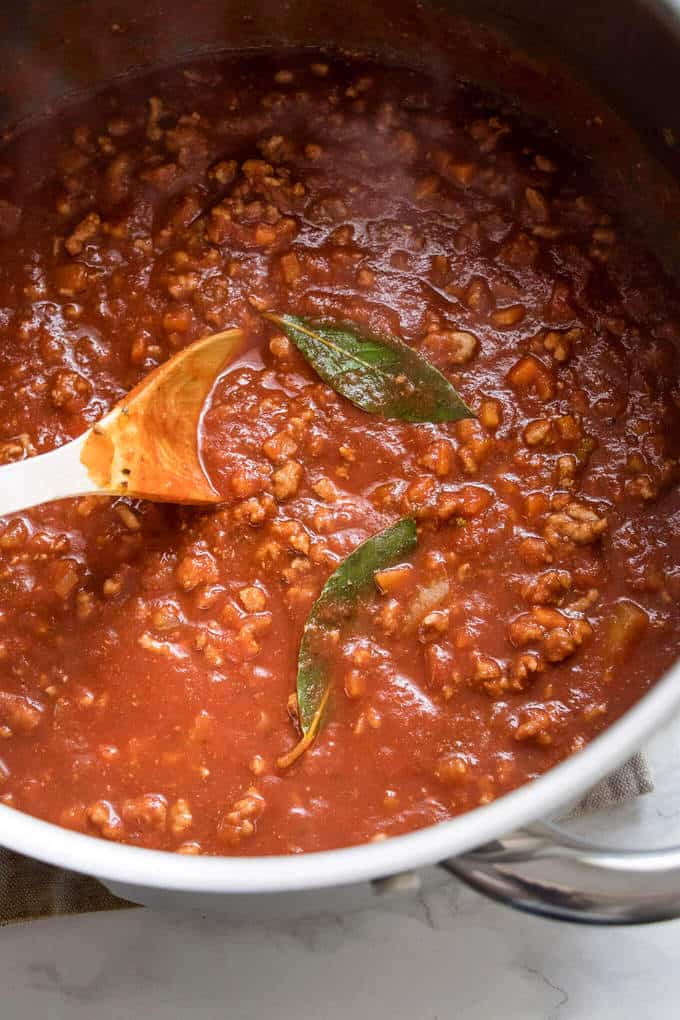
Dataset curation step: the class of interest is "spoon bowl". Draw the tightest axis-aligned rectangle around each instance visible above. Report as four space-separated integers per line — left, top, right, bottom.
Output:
0 327 244 516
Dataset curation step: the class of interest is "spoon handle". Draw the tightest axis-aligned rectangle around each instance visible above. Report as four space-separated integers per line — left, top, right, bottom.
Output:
0 433 98 516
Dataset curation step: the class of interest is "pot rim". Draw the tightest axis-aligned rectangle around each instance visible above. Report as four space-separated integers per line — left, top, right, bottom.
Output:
1 658 678 894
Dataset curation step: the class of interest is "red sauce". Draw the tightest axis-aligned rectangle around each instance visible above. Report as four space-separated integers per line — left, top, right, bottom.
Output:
0 54 678 855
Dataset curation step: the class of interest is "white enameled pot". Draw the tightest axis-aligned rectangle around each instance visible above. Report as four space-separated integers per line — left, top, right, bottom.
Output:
1 662 680 923
0 0 679 924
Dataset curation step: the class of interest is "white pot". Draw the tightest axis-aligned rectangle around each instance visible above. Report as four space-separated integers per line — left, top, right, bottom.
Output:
0 0 679 924
2 662 679 923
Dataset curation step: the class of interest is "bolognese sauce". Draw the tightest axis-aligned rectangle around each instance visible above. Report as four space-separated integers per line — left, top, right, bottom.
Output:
0 54 677 854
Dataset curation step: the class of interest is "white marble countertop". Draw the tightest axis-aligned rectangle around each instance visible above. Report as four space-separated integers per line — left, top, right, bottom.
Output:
1 717 679 1019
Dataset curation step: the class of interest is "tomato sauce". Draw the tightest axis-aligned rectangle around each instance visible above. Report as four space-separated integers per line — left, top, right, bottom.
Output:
0 54 678 854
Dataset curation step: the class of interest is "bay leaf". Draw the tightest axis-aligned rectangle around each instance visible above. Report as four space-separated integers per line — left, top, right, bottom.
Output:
277 516 418 768
264 313 474 422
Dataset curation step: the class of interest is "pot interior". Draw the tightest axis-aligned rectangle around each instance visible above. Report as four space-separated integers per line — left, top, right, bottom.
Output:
0 0 677 882
0 0 678 275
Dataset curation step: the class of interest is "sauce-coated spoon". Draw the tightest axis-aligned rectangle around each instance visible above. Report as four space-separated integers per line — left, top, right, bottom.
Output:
0 327 244 516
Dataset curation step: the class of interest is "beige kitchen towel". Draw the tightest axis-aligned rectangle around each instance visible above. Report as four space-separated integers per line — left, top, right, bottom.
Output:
0 754 653 926
570 751 653 815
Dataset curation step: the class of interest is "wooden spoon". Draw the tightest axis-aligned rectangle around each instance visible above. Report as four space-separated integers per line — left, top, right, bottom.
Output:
0 327 244 516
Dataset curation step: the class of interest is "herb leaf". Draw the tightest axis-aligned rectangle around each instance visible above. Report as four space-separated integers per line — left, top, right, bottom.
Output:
264 313 474 422
277 517 418 768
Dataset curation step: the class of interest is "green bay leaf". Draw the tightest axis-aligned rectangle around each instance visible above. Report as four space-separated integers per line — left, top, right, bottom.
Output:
277 517 418 768
264 313 474 423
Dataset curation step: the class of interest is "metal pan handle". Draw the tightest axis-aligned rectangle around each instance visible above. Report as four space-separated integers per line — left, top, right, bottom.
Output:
440 822 680 924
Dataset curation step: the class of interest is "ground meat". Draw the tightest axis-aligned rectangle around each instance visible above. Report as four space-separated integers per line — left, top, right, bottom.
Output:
523 569 572 605
64 211 101 255
0 52 677 856
544 502 608 547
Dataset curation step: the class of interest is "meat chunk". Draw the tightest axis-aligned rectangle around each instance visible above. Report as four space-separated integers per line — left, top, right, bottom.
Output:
217 789 265 846
522 569 572 605
0 434 32 464
272 460 303 500
544 502 608 547
508 606 592 664
0 692 45 735
49 369 92 413
176 549 219 591
65 211 101 255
